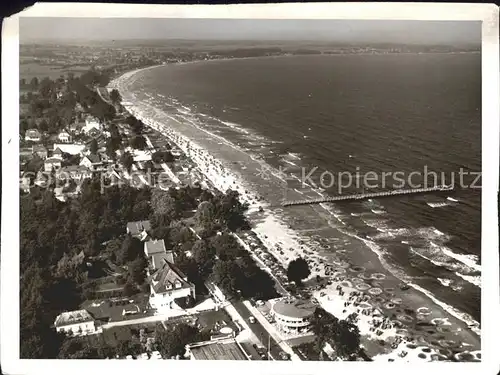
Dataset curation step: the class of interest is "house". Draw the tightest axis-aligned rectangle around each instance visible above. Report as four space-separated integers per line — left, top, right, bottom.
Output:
83 116 102 133
80 154 103 171
32 144 48 159
144 239 174 270
127 220 151 240
148 259 195 312
44 157 62 172
58 130 72 143
57 165 92 181
54 309 100 336
25 128 41 142
53 143 85 155
52 147 64 159
69 122 84 134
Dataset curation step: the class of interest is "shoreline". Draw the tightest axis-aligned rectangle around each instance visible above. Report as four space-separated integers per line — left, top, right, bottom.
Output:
108 66 480 361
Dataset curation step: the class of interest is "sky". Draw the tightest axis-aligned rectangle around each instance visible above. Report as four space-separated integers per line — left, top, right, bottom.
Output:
19 18 481 45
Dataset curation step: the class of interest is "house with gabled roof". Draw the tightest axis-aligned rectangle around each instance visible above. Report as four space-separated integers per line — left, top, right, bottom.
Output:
58 130 72 143
80 153 103 171
148 259 195 312
25 128 41 142
144 239 175 270
127 220 151 240
53 309 100 336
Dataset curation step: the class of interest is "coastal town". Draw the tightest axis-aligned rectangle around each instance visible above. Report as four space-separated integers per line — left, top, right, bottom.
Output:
19 62 364 361
18 39 481 363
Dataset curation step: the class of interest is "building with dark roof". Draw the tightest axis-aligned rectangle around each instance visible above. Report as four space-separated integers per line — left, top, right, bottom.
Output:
148 259 195 312
185 337 251 361
271 298 316 334
127 220 151 239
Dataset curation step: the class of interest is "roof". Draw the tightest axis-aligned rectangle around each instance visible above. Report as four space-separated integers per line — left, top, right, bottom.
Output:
149 260 193 294
150 251 174 270
26 128 41 136
54 309 94 327
144 239 166 255
85 154 102 164
272 299 316 319
45 157 61 164
59 130 70 135
188 339 248 360
127 220 151 236
53 147 63 154
59 165 92 173
53 143 85 155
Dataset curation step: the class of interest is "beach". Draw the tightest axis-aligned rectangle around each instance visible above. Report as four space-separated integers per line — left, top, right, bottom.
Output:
108 65 481 361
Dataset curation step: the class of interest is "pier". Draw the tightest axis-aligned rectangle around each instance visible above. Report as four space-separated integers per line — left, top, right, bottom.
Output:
282 185 453 207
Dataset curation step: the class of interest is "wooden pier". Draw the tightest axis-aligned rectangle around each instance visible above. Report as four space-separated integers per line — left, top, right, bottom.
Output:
281 185 453 207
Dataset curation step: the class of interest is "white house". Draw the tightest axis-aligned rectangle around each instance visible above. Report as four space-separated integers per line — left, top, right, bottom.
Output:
25 128 41 142
83 116 102 133
44 157 62 172
54 309 100 336
58 130 72 143
148 259 195 313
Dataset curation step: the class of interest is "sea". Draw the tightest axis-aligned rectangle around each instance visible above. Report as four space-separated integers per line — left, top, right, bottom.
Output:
117 53 481 323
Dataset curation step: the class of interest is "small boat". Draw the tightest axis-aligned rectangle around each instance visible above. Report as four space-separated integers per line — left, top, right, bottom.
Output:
447 197 459 202
427 202 449 208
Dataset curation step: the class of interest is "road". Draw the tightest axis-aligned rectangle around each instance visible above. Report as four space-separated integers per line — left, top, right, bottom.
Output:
232 300 286 361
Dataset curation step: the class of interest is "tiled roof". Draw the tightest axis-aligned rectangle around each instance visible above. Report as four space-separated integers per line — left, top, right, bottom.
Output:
149 260 193 294
144 239 166 255
189 339 248 360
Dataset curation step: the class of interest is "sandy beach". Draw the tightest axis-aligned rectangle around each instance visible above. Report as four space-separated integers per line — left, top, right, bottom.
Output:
108 67 481 361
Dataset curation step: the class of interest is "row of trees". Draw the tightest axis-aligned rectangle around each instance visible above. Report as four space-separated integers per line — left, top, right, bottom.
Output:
309 307 361 360
20 178 153 358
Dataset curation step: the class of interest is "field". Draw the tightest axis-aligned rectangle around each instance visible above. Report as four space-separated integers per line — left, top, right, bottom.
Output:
20 62 92 81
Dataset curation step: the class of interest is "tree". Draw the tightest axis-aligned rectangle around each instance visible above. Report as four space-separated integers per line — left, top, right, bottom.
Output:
117 236 143 265
195 201 215 227
110 89 121 105
151 188 180 219
155 323 206 359
286 257 310 286
120 151 134 172
211 260 241 297
128 256 148 285
89 138 98 154
191 239 215 276
209 233 244 260
131 135 147 150
310 307 361 360
30 76 39 89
